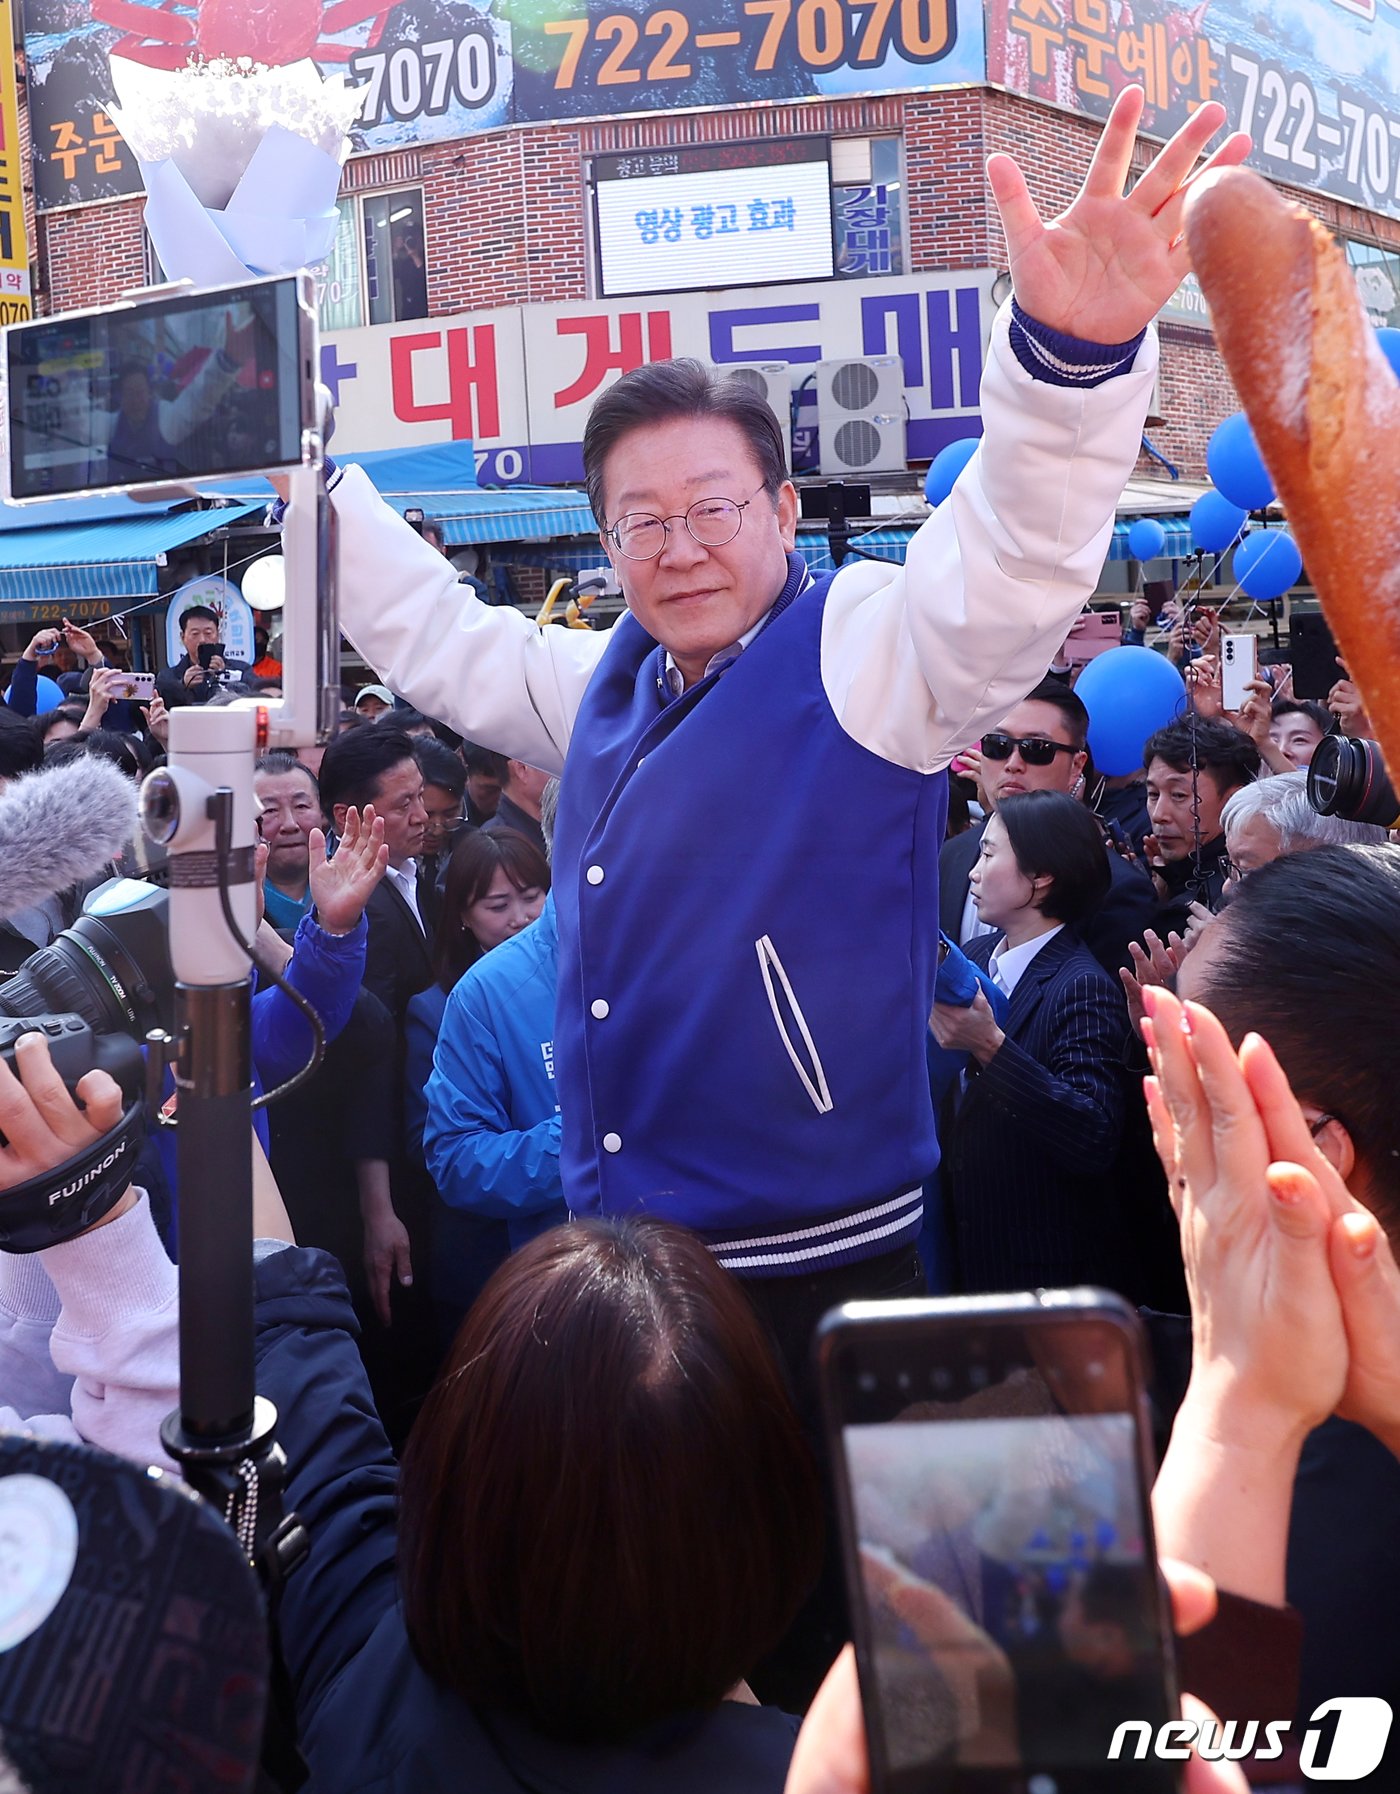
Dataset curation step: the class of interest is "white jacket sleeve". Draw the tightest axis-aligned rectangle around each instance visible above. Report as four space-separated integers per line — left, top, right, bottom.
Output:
819 303 1157 772
331 470 612 772
0 1195 180 1472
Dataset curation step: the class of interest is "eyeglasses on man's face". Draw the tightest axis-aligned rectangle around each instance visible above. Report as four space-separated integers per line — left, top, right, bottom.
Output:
603 491 762 561
979 732 1080 768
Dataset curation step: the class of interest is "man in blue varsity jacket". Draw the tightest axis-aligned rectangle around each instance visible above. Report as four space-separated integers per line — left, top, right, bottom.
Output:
305 89 1249 1332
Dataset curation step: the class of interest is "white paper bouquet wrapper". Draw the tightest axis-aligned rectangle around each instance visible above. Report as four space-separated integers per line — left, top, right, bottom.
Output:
108 56 363 284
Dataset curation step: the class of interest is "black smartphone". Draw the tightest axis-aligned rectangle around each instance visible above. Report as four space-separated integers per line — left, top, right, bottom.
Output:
1289 610 1339 702
817 1290 1179 1794
196 641 225 670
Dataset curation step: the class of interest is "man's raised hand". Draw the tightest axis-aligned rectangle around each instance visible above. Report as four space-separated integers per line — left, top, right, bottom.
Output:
988 87 1250 345
309 803 389 936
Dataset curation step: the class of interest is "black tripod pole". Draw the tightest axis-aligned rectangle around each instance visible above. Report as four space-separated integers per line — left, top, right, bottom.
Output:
148 706 305 1580
170 978 255 1441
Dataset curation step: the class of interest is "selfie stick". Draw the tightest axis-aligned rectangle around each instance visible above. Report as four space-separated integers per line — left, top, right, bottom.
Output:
139 321 337 1579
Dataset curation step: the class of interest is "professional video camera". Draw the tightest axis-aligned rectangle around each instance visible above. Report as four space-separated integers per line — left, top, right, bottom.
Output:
0 877 172 1042
1306 735 1400 829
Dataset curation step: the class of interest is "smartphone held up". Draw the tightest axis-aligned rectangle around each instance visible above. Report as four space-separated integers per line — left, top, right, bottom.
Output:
818 1291 1179 1794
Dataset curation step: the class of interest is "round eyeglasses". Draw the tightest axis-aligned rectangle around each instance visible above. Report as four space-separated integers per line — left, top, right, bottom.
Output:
604 492 758 561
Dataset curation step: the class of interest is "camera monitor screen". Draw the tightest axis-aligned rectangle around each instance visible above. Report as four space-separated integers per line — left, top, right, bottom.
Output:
6 276 307 501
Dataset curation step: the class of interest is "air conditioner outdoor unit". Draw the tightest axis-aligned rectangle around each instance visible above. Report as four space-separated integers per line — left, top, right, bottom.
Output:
709 361 792 470
816 355 906 475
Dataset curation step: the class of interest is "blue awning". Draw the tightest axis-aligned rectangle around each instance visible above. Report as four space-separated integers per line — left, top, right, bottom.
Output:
0 502 264 602
330 441 599 544
1107 515 1194 562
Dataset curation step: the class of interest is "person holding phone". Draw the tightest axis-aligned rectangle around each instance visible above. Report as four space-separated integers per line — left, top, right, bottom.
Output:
931 791 1149 1299
156 604 254 709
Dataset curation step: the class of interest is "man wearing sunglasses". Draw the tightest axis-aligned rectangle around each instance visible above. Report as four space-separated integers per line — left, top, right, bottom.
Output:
940 681 1156 975
292 91 1248 1353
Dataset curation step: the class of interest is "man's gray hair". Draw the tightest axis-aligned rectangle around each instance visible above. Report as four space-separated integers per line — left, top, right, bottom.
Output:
540 776 560 859
1221 770 1388 852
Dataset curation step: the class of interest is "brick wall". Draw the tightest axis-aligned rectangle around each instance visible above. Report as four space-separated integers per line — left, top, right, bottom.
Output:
30 83 1400 479
42 197 146 313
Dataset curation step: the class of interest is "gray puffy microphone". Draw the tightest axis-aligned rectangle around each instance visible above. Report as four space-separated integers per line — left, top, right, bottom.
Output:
0 758 139 919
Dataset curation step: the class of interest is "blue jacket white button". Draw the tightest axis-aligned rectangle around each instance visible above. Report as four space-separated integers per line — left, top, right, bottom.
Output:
591 999 610 1019
586 865 605 885
602 1132 622 1153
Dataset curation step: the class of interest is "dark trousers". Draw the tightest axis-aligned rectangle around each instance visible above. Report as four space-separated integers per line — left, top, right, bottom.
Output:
744 1242 927 1713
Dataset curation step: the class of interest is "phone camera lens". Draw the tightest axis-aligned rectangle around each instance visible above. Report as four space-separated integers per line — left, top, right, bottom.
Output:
857 1372 877 1395
896 1372 910 1392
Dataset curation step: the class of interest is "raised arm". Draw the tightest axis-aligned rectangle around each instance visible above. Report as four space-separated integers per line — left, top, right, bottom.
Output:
326 469 611 770
822 89 1250 772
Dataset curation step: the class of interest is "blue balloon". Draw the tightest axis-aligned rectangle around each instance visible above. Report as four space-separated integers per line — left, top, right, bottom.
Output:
1377 328 1400 381
1075 646 1187 777
1190 489 1248 554
923 437 979 505
1233 529 1302 600
3 675 64 715
1126 517 1167 562
1206 412 1275 510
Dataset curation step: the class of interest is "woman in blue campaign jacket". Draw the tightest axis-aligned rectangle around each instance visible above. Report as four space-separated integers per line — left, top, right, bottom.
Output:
405 829 550 1341
253 1218 822 1793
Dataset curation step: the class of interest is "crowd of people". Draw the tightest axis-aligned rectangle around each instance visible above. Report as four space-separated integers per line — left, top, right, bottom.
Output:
2 83 1397 1794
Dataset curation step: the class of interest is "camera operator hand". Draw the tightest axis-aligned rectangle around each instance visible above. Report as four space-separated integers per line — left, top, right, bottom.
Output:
0 1031 134 1230
784 1562 1248 1794
310 804 389 936
183 661 211 690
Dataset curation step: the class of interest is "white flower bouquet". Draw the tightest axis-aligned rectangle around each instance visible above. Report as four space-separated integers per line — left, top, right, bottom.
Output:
107 55 364 285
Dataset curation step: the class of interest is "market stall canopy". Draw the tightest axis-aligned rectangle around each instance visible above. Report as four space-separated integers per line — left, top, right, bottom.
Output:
0 496 265 601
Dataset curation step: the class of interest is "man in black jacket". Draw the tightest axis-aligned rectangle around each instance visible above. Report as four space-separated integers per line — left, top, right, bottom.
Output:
939 679 1156 974
156 604 254 708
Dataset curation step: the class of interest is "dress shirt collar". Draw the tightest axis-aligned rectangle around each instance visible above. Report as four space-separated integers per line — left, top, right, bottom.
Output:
988 924 1064 998
384 858 425 932
662 609 771 697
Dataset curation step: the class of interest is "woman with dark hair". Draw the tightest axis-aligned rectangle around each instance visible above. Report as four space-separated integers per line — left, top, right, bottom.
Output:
431 826 549 991
269 1217 821 1787
930 790 1147 1298
0 1033 825 1791
406 829 551 1162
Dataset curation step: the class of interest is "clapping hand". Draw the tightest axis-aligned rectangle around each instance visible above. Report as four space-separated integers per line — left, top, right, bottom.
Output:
989 88 1249 345
1120 925 1190 1036
1141 986 1400 1460
309 804 389 936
